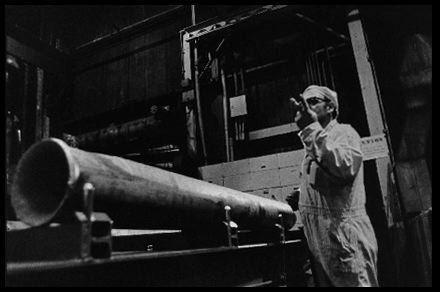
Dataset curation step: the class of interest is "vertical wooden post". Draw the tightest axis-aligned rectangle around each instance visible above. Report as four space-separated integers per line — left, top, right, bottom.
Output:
347 9 397 227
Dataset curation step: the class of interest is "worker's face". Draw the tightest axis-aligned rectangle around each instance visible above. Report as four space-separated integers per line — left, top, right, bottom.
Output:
304 96 334 122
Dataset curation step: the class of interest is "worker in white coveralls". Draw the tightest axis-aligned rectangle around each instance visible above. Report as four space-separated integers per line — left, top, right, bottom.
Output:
286 85 378 287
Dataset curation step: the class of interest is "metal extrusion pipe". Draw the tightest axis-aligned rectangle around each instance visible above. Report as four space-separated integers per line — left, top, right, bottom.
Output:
11 138 295 230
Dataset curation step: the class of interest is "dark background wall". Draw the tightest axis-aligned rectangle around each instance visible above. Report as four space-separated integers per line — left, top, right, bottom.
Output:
68 10 187 123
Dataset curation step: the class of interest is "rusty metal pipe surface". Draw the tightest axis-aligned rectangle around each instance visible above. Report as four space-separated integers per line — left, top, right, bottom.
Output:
11 138 295 230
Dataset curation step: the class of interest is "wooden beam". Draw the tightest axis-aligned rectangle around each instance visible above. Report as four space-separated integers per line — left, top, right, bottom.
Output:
347 9 397 227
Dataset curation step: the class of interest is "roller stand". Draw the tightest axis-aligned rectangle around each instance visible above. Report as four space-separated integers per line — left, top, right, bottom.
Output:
81 183 113 259
272 214 287 287
7 183 113 262
223 205 239 247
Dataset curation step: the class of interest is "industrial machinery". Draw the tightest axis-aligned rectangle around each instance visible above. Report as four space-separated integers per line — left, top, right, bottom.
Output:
4 6 362 287
8 5 431 286
6 138 309 287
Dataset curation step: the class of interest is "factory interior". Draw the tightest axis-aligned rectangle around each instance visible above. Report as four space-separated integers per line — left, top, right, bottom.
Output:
5 5 431 287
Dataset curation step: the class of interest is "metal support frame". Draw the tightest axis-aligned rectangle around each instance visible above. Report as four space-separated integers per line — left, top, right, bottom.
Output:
81 182 113 259
220 68 232 162
192 40 208 165
198 37 226 79
185 5 289 42
273 214 287 286
181 5 293 164
274 214 286 245
223 206 239 247
181 31 208 164
81 183 94 259
181 5 348 164
7 237 308 287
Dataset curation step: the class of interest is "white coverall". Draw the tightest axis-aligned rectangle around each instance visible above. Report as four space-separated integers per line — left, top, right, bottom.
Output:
298 119 378 287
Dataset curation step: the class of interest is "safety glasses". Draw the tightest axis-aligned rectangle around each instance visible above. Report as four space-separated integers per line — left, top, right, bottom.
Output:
306 96 330 106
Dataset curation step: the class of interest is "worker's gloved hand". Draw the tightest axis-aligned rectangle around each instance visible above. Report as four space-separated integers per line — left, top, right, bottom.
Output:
290 94 318 130
286 188 300 211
